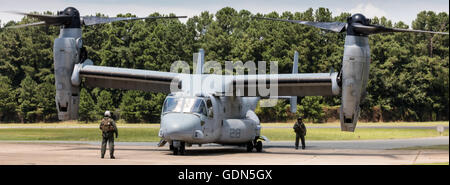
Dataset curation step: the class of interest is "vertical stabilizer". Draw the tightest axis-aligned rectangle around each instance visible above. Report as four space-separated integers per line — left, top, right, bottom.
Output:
290 51 298 113
194 49 204 75
192 49 205 95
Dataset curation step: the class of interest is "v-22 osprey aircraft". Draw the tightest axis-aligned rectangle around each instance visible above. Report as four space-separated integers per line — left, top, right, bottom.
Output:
6 7 448 155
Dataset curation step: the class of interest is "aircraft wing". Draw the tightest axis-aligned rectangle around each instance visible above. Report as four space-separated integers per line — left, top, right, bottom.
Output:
73 62 182 93
229 72 340 96
72 61 339 96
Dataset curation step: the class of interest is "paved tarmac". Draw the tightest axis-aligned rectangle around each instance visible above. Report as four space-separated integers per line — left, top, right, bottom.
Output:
0 137 447 165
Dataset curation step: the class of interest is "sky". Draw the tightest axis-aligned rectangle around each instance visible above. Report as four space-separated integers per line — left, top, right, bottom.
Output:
0 0 449 27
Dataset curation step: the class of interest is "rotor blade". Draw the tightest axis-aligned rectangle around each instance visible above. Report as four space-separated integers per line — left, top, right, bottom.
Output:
5 11 71 26
81 16 187 26
254 17 347 33
5 21 46 29
388 27 449 35
353 23 449 35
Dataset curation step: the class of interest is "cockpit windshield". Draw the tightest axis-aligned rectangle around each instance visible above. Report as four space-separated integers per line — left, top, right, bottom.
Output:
162 97 207 115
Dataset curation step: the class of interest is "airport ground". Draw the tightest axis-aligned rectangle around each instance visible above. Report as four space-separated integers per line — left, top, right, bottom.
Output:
0 121 448 165
0 137 448 165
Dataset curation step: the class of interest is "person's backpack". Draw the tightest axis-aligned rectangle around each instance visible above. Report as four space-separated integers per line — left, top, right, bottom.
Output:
100 118 115 132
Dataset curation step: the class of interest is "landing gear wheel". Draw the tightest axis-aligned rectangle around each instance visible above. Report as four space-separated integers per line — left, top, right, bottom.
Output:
169 144 174 151
172 141 186 155
246 142 254 152
179 142 186 155
255 141 263 152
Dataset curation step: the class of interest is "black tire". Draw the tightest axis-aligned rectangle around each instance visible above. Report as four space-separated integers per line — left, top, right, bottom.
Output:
246 142 254 152
256 141 263 152
173 148 179 155
179 142 186 155
169 144 174 151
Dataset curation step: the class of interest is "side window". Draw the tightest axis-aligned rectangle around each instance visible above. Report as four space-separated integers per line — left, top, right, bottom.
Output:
206 99 213 118
162 99 168 113
206 99 212 107
202 101 207 115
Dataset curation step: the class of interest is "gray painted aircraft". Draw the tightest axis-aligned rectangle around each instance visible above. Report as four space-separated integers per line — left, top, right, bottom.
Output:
6 7 448 155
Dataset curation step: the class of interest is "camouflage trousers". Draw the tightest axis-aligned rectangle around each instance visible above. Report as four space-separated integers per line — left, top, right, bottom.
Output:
295 133 305 149
101 132 115 158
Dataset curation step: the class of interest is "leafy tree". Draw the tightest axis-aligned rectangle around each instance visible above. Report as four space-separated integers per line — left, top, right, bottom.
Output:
0 8 448 123
78 88 99 122
96 90 115 116
255 100 291 122
16 75 39 123
0 75 17 121
119 90 152 123
298 96 325 123
36 82 57 122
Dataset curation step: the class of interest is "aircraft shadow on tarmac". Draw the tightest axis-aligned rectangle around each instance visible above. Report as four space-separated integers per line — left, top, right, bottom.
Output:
62 145 400 159
182 148 399 159
60 147 164 152
264 150 399 159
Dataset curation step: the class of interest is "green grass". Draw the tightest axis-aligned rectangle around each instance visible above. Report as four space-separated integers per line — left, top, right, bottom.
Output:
0 128 160 142
261 121 449 127
414 162 449 165
0 127 447 142
1 121 447 128
261 128 449 141
390 145 449 150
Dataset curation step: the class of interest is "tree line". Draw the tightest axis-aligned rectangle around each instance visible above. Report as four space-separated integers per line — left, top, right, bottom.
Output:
0 7 448 123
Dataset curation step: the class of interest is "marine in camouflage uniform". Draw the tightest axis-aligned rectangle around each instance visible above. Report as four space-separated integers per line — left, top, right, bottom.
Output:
293 117 307 150
99 111 118 159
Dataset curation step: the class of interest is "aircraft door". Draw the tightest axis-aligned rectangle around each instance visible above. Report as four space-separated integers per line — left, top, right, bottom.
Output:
202 98 214 138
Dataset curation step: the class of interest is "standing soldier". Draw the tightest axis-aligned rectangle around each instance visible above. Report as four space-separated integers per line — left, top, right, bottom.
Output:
99 111 118 159
293 117 307 149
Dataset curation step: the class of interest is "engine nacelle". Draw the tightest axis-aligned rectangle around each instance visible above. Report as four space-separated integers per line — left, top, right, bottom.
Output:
339 35 370 132
53 28 82 120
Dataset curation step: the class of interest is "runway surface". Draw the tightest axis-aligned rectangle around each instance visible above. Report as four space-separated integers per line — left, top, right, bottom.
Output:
0 137 447 165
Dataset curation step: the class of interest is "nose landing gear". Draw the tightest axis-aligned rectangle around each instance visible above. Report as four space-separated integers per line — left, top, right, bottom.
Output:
246 141 254 152
170 140 186 155
246 137 263 152
255 141 263 152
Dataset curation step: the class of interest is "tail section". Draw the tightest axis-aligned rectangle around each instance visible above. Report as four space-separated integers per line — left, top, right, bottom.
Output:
193 49 204 75
290 51 298 113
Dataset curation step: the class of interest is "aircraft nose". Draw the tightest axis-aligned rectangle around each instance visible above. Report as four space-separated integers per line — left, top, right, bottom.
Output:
159 113 201 141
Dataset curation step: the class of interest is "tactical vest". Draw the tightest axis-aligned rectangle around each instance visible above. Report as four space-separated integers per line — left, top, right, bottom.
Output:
100 117 115 132
293 122 306 135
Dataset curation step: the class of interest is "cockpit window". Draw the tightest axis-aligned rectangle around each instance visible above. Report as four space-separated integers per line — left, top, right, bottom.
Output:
163 97 207 115
163 97 183 113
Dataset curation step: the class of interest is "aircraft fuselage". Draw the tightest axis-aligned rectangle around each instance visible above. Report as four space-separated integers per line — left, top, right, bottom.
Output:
159 94 262 147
